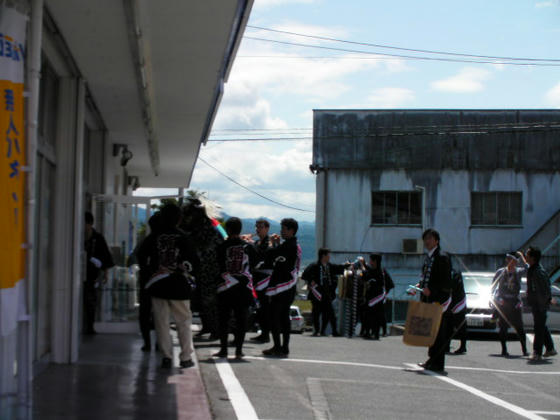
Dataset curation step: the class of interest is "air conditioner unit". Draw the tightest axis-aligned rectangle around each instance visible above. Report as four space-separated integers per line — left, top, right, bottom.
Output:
402 239 424 254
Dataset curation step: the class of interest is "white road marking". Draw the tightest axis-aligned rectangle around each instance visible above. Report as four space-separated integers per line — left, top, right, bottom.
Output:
245 355 403 370
214 359 258 420
307 378 332 420
244 355 560 375
404 363 546 420
531 411 560 416
527 333 534 344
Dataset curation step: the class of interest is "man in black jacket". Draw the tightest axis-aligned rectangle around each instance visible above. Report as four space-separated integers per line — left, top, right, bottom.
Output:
214 217 255 359
249 218 272 343
417 228 452 372
263 218 301 357
520 247 557 361
302 248 346 336
84 211 115 335
142 204 198 369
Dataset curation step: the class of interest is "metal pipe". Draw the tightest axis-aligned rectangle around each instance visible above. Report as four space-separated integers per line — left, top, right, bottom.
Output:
19 0 44 417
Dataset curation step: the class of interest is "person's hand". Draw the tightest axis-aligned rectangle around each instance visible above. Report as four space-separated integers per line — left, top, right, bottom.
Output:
270 234 281 245
407 289 417 296
422 287 431 297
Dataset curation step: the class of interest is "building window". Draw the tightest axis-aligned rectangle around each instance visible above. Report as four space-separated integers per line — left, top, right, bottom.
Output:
371 191 422 225
471 192 522 226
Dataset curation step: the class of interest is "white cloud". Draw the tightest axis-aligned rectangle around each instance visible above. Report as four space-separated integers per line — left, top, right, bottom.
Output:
535 1 558 8
366 87 415 108
545 81 560 107
431 67 492 93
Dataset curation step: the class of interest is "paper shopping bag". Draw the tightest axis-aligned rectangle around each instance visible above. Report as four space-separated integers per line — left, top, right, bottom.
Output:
403 300 443 347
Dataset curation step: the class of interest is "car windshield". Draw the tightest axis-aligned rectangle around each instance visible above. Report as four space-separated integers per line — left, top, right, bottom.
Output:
290 309 299 317
463 275 493 296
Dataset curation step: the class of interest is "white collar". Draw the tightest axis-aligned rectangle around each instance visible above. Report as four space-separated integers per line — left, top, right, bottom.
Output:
427 246 437 258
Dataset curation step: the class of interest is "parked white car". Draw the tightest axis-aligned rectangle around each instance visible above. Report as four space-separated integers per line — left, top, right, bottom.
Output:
290 305 305 333
463 271 560 332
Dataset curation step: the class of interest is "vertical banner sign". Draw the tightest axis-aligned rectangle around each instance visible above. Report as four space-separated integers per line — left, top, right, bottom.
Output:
0 6 27 336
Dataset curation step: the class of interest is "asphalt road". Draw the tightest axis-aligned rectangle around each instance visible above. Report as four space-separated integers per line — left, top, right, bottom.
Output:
195 331 560 420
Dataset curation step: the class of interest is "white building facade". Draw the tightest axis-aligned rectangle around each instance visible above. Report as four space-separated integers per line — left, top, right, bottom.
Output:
312 110 560 282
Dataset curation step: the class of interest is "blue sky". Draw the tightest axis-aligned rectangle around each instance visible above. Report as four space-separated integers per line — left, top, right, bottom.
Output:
139 0 560 224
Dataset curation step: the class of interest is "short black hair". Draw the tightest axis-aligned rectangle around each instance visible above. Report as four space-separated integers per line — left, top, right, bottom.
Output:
255 218 270 228
281 218 298 234
422 228 440 242
369 253 382 265
148 212 163 232
527 246 542 264
160 203 182 228
225 217 242 236
318 248 330 261
85 211 94 225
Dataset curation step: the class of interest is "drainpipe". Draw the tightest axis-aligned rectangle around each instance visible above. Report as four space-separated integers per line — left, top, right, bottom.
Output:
19 0 43 417
415 185 426 232
322 170 328 248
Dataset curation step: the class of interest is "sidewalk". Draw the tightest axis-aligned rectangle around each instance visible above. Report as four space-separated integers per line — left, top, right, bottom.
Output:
33 329 212 420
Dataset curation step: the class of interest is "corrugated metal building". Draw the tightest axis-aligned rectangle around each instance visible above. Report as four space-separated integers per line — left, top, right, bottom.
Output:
312 109 560 288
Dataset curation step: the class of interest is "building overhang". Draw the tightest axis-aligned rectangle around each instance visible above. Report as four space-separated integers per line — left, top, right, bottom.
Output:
46 0 253 187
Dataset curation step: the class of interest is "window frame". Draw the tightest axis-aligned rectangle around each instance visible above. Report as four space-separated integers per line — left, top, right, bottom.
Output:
370 190 423 227
470 191 523 227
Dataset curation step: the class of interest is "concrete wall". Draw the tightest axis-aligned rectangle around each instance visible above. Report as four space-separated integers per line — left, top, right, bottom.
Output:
313 110 560 273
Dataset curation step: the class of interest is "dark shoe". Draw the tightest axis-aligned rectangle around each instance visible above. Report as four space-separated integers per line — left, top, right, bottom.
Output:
312 332 319 337
332 331 340 337
501 350 510 357
453 348 467 355
543 349 557 357
262 347 281 356
235 352 245 360
161 357 172 369
212 350 228 358
180 359 195 368
528 353 542 363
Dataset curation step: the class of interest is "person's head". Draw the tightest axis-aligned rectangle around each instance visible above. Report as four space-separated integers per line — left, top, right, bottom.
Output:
160 203 182 229
525 247 541 266
369 253 382 269
505 251 518 269
422 228 440 252
280 218 298 239
255 218 270 239
85 211 94 236
148 212 163 233
225 217 242 237
318 248 330 264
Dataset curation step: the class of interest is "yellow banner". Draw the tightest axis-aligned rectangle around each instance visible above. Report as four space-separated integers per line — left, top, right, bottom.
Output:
0 8 26 290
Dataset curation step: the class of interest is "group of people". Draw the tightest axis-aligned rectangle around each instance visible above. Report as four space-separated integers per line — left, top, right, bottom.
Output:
133 201 302 367
86 207 556 372
409 229 556 373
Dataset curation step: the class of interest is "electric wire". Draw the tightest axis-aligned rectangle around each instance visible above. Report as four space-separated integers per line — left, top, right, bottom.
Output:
247 25 560 63
244 36 560 67
198 157 315 213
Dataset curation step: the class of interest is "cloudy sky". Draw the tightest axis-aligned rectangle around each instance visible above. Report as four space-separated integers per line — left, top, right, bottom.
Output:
138 0 560 223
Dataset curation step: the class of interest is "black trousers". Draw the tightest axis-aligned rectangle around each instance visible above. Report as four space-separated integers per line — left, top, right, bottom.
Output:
217 287 250 354
532 308 555 356
256 290 270 337
138 287 153 347
83 281 97 333
497 300 526 353
445 310 467 351
270 287 296 350
364 303 383 338
427 312 450 370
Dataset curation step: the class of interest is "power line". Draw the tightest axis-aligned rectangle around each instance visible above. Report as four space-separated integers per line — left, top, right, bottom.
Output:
247 25 560 63
244 36 560 67
212 128 312 131
208 136 311 142
198 157 315 213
